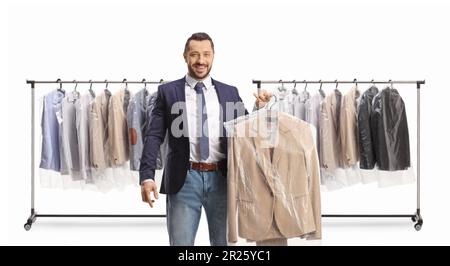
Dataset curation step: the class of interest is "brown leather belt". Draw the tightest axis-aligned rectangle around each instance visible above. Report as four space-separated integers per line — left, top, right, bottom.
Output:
189 160 226 172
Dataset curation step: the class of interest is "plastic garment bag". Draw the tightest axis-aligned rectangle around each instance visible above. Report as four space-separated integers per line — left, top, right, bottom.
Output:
75 92 95 182
357 86 379 169
319 87 363 190
40 89 65 172
224 107 322 243
108 88 132 166
127 89 167 171
371 87 411 171
59 92 82 180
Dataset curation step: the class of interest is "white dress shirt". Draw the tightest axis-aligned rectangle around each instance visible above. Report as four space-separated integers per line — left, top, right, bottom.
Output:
185 74 225 163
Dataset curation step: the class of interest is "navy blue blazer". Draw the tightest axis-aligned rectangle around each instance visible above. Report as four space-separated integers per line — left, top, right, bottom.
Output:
139 77 248 194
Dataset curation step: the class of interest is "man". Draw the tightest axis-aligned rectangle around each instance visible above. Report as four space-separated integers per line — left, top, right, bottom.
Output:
139 32 271 246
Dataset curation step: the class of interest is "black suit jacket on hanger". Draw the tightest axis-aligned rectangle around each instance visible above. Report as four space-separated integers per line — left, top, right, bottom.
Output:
371 87 411 171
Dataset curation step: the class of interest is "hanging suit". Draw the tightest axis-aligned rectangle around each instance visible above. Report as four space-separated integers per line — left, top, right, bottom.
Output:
127 88 167 171
357 86 379 169
371 88 411 170
108 88 131 166
339 86 360 167
89 89 112 170
227 111 321 243
319 89 343 169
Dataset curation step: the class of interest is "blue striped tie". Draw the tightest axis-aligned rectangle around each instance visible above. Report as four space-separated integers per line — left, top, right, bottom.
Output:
194 82 209 161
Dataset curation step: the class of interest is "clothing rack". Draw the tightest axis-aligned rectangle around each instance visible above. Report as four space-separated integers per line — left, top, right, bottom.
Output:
253 79 424 231
24 79 168 231
24 78 425 232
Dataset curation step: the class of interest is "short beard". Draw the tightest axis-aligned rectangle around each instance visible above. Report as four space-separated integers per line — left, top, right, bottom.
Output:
188 64 212 80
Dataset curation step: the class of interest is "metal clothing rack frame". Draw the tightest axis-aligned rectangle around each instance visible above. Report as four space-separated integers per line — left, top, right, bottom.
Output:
24 79 168 231
253 79 425 231
24 78 425 231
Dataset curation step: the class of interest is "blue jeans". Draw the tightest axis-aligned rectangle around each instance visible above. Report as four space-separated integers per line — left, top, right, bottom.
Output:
166 169 227 246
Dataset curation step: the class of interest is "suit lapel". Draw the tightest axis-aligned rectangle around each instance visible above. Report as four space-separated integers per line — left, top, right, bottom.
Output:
250 112 292 191
252 128 273 191
272 114 291 167
212 78 227 120
249 114 272 185
174 77 186 103
173 77 189 139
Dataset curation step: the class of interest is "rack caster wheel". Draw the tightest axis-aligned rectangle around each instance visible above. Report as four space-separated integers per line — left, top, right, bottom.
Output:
24 223 32 231
414 220 423 231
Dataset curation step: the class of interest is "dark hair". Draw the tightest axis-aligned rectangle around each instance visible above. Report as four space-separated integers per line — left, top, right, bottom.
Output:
184 32 214 54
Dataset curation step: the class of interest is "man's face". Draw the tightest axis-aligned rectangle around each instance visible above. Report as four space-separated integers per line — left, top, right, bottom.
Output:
184 40 214 80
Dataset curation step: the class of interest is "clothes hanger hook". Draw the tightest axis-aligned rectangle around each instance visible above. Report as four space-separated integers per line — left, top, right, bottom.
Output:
142 78 147 88
335 79 339 89
56 78 62 90
123 78 128 89
268 94 278 110
353 78 358 87
304 80 308 91
293 80 297 89
105 79 108 89
319 79 323 91
73 80 77 91
88 79 95 97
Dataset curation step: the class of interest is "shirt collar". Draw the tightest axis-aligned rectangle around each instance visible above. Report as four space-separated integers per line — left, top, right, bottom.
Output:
185 74 212 90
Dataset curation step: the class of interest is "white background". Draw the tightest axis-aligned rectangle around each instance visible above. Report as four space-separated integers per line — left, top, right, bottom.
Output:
3 0 450 245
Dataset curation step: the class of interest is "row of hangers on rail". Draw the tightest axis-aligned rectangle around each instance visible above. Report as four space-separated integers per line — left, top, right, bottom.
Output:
276 78 395 94
268 79 395 110
55 78 164 103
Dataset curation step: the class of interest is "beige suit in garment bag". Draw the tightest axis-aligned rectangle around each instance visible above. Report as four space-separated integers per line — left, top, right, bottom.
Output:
226 111 322 243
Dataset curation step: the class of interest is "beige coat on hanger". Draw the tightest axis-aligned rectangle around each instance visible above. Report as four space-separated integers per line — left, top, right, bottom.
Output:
227 112 321 243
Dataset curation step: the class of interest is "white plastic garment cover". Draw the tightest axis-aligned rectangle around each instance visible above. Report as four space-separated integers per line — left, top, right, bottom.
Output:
89 89 112 170
108 88 132 166
39 88 138 192
39 89 65 172
224 108 322 243
75 92 95 182
59 92 82 180
127 89 167 171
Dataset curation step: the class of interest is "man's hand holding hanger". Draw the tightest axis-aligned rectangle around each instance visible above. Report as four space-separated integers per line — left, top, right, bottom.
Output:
253 89 273 109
